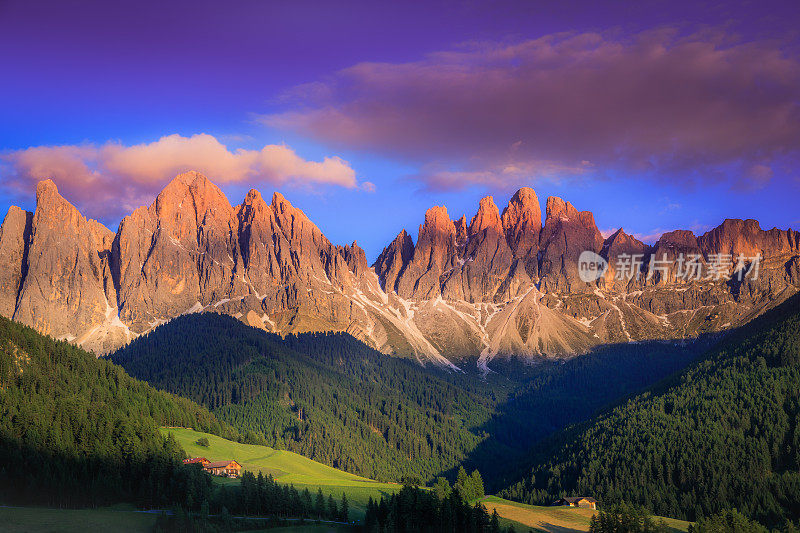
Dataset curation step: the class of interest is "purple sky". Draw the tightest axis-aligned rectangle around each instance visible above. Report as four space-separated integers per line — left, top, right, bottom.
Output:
1 0 799 260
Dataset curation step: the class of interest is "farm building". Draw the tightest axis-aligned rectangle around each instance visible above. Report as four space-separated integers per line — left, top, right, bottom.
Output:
204 460 242 478
182 457 210 467
552 496 597 510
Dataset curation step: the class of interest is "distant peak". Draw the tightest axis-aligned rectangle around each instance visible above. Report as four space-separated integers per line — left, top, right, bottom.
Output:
609 227 626 239
418 206 456 243
545 196 574 220
35 179 59 200
167 170 212 191
425 205 449 220
271 191 292 207
502 187 542 234
469 196 502 234
245 189 263 203
512 187 537 202
152 171 233 217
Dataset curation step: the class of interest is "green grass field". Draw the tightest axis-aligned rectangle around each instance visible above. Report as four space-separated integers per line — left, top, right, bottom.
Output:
480 496 692 533
0 504 358 533
0 504 157 532
162 427 400 519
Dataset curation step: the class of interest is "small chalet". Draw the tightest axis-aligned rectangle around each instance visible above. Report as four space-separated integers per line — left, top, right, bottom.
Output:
552 496 597 510
183 457 210 467
204 460 242 478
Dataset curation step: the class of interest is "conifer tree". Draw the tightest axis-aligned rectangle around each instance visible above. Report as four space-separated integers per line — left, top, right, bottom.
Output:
340 492 349 522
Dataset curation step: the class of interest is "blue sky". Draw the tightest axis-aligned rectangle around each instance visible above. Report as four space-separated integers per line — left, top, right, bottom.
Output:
1 0 799 260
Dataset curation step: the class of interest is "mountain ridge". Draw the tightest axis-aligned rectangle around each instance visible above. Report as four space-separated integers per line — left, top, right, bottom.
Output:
1 171 798 365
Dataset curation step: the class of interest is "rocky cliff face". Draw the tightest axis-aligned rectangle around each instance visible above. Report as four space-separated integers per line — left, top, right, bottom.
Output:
1 172 798 369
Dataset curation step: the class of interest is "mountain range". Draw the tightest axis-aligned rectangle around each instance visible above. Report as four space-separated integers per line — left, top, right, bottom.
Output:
0 171 798 365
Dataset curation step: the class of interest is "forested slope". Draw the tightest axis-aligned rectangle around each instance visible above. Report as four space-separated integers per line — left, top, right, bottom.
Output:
0 316 237 507
501 294 800 527
112 313 497 483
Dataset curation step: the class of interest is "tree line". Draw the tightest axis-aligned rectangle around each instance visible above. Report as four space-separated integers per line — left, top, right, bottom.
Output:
364 484 512 533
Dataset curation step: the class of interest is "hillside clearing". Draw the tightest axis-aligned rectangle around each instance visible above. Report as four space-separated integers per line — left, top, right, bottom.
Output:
162 428 400 518
480 496 692 533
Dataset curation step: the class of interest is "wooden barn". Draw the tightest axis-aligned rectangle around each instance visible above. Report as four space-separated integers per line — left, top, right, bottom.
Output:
204 460 242 478
552 496 597 510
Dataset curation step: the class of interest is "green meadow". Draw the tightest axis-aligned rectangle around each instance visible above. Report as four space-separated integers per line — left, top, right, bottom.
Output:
0 504 157 532
0 504 356 532
479 496 692 533
162 427 401 519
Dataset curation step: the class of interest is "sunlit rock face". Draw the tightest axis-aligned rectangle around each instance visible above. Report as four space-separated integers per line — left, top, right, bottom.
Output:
0 172 798 367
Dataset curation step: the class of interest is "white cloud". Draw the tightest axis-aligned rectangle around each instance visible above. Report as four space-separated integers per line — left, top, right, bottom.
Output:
1 133 361 220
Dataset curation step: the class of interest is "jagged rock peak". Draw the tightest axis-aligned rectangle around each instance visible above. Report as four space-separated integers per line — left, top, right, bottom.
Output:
501 187 542 233
151 171 233 219
698 218 798 258
545 196 578 221
271 191 289 207
604 227 638 245
602 228 647 256
469 196 502 234
238 189 270 222
36 178 59 200
455 215 468 244
245 188 264 204
35 179 73 213
421 206 456 237
373 229 415 291
342 240 368 275
657 229 698 247
34 179 113 242
544 196 598 231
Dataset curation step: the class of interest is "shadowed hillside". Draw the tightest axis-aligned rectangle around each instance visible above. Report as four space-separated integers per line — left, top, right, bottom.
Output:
501 294 800 528
0 315 236 508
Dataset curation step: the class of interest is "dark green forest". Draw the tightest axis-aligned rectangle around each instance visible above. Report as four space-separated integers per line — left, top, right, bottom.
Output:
0 315 236 507
465 341 701 490
363 484 511 533
112 314 497 482
112 312 700 487
500 294 800 528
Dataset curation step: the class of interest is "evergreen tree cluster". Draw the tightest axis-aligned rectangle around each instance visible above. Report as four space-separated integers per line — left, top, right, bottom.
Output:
688 509 770 533
0 316 235 508
454 466 485 502
363 484 513 533
216 470 350 522
500 294 800 528
153 469 353 532
589 504 669 533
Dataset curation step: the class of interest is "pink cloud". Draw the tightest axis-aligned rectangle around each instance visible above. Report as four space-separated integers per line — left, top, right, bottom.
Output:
263 29 800 190
1 134 360 221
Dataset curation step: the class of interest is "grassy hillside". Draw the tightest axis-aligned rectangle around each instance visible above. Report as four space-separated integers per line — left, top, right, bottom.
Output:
480 496 691 533
501 293 800 527
163 427 400 519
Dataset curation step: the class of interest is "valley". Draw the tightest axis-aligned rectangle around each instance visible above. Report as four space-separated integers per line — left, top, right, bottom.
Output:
2 227 798 531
